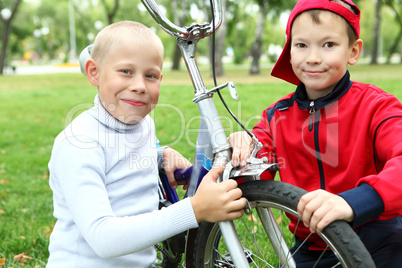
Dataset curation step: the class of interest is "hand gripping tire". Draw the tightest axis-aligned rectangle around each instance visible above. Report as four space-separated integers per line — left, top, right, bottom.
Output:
186 180 375 268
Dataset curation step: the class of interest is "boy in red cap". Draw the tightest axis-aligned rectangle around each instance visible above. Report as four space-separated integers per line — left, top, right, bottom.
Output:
229 0 402 266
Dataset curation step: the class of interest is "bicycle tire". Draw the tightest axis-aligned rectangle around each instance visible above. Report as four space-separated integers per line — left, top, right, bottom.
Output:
187 180 375 268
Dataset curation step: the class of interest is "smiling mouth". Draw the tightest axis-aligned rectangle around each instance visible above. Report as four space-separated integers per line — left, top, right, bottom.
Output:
305 70 324 76
122 99 146 107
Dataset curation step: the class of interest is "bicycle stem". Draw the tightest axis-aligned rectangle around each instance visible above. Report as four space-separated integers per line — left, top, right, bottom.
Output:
177 38 208 95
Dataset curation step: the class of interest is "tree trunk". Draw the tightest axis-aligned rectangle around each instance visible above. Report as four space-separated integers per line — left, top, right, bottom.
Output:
0 0 21 75
0 20 10 75
387 28 402 63
384 0 402 64
250 0 265 75
211 0 228 77
171 0 188 71
172 45 182 70
101 0 119 25
370 0 382 65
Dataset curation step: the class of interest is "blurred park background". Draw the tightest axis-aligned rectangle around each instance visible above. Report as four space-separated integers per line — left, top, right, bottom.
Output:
0 0 401 75
1 0 402 267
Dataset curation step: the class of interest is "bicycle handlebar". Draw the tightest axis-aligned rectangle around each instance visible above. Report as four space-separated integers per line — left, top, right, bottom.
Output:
141 0 222 39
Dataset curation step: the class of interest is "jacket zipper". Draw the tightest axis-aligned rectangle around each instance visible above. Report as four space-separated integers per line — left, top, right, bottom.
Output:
308 100 326 189
308 101 315 131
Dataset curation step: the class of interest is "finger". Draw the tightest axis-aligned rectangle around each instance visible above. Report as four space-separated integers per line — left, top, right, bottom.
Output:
230 133 243 167
182 181 189 190
297 191 319 216
203 166 225 184
232 147 241 167
226 187 243 200
180 179 190 190
226 209 245 220
240 151 251 167
315 212 334 233
176 180 188 186
297 194 308 217
300 194 322 228
238 133 253 166
228 132 249 167
166 171 178 190
211 164 225 174
229 197 247 211
219 179 238 191
308 205 327 233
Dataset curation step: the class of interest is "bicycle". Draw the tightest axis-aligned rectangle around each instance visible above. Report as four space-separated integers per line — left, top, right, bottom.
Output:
80 0 376 266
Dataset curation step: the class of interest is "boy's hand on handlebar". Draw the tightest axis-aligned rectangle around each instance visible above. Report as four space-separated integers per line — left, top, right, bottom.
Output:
162 147 192 190
228 131 255 167
297 189 355 233
191 165 247 223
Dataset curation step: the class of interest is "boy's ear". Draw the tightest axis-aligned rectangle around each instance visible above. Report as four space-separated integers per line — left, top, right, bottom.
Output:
348 39 363 66
85 59 99 86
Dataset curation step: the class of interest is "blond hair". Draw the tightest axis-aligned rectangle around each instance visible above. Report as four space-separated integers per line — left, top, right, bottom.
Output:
91 21 164 66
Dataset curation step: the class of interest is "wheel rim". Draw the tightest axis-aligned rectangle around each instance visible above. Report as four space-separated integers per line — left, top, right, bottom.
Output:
202 200 346 268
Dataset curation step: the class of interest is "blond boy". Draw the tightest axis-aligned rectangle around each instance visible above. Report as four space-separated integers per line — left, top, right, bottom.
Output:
47 21 246 267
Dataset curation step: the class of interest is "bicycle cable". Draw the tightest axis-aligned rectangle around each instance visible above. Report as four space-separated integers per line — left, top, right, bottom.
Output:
209 0 254 139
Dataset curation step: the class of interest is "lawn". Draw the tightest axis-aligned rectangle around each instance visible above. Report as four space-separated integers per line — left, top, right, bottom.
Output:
0 64 401 267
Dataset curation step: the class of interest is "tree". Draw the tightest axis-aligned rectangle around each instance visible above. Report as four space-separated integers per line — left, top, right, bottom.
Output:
198 0 229 77
170 0 190 70
225 1 257 65
0 0 22 75
249 0 296 75
371 0 382 64
100 0 120 25
250 0 266 74
36 0 73 62
384 0 402 63
212 0 228 76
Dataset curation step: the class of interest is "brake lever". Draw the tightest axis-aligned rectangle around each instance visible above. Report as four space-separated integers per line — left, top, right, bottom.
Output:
227 135 279 180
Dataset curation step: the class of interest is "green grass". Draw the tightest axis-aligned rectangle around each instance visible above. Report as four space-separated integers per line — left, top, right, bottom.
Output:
0 64 401 267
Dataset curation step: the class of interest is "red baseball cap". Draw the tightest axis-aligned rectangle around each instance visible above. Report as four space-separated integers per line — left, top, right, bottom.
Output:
271 0 361 85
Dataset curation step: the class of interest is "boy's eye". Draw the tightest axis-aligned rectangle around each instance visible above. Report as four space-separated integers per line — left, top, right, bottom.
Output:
146 73 161 80
324 42 335 48
296 43 306 48
121 70 132 75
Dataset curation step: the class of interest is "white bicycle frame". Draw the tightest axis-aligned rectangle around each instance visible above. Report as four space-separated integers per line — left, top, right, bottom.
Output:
141 0 295 266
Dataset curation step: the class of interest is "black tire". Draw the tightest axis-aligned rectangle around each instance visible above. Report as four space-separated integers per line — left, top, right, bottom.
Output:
187 180 375 268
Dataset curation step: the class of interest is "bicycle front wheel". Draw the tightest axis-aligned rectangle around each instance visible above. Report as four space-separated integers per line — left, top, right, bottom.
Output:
188 180 375 268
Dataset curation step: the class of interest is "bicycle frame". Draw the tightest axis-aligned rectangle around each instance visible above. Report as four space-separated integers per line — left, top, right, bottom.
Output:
142 0 287 266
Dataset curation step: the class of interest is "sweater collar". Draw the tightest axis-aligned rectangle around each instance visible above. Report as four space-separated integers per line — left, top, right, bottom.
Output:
295 71 353 110
89 95 145 133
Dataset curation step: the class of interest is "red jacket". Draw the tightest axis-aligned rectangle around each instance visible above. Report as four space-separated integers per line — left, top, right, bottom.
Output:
253 71 402 247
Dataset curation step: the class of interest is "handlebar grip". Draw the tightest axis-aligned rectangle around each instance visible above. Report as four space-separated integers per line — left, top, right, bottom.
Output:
174 166 193 182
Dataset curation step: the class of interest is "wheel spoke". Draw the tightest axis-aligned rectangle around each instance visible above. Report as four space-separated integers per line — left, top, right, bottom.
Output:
189 180 375 268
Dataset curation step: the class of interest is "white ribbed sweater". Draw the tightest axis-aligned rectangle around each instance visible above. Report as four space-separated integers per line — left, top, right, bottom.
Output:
47 96 197 267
